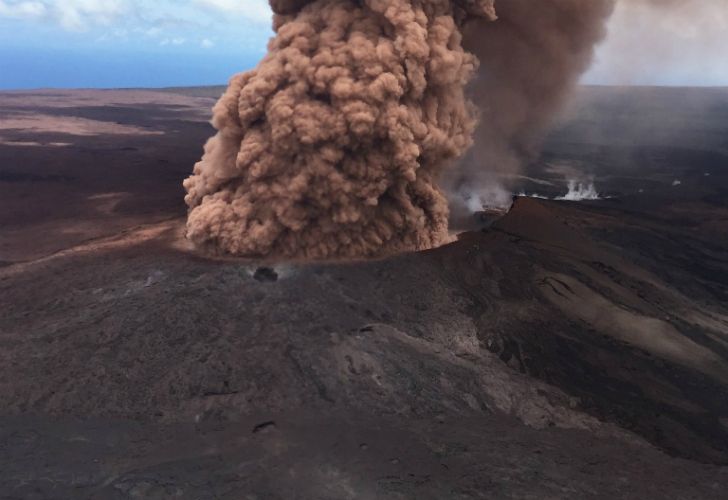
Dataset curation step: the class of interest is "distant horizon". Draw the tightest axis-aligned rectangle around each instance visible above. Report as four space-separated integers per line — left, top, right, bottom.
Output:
2 83 728 93
0 45 264 90
0 1 726 90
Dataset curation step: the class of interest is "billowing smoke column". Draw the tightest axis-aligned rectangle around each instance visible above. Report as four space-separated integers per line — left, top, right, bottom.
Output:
449 0 615 210
184 0 497 259
469 0 614 167
184 0 616 259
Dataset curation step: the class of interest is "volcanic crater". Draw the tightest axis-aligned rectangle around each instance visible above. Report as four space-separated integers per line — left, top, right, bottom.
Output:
1 86 728 498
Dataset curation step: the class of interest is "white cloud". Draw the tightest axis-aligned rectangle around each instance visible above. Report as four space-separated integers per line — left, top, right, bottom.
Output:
194 0 271 24
0 0 128 31
0 0 274 59
56 0 128 31
0 1 47 18
161 37 186 46
0 0 273 32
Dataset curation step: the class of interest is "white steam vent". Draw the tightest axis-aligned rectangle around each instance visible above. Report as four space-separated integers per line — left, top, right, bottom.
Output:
461 184 514 213
516 191 549 200
556 180 601 201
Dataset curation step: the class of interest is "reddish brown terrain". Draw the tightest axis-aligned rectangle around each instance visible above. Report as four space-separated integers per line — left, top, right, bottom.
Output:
1 87 728 499
0 89 217 263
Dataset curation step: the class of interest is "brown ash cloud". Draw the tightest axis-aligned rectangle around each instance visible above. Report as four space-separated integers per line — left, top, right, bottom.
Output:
448 0 615 209
184 0 498 259
184 0 621 259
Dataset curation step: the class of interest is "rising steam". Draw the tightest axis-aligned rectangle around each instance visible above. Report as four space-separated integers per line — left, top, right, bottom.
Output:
184 0 616 259
556 180 601 201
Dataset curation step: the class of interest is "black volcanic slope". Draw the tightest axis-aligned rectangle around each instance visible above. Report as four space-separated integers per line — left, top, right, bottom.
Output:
1 87 728 498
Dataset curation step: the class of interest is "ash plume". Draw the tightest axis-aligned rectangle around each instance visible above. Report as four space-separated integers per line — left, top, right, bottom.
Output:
184 0 619 259
185 0 496 259
448 0 615 210
454 0 719 204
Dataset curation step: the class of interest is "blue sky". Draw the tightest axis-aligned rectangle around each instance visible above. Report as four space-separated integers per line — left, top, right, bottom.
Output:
0 0 274 88
0 0 726 89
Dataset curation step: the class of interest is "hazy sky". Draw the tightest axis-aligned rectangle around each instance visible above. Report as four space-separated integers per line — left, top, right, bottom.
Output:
0 0 726 89
584 0 728 86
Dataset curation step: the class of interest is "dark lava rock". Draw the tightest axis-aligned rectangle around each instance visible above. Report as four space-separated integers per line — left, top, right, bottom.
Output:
3 87 728 498
253 267 278 282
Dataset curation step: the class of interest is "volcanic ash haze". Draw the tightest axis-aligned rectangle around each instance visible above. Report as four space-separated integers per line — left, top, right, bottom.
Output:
456 0 615 190
184 0 615 259
184 0 496 259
